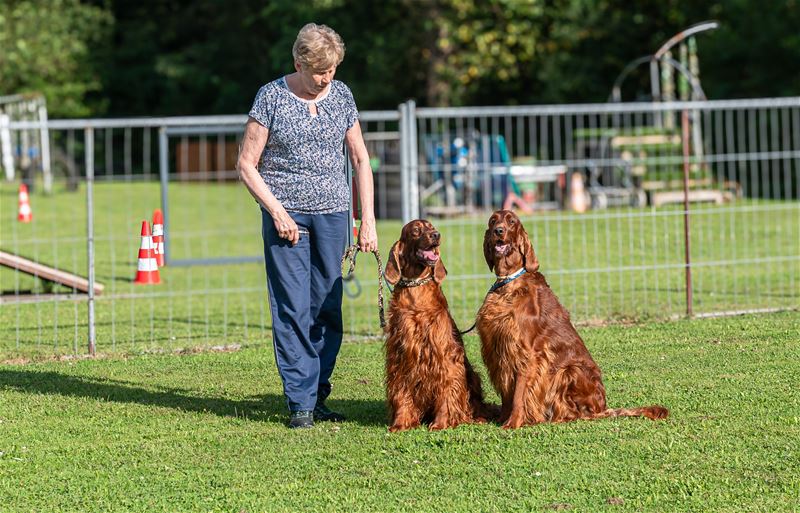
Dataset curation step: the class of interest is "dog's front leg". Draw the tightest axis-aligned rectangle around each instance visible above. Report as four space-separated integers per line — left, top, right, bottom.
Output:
502 356 546 429
502 371 530 429
429 377 471 431
388 385 422 432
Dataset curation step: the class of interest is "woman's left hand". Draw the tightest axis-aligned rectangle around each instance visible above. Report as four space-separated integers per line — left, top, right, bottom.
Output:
358 218 378 253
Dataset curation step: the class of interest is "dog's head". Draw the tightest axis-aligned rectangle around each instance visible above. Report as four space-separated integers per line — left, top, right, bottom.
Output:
483 210 539 275
384 219 447 286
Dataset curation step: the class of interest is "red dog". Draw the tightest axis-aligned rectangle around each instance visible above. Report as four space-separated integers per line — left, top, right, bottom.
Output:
384 219 493 432
477 210 668 428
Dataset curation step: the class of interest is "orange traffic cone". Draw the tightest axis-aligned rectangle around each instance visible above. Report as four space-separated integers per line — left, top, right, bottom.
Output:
152 209 165 267
17 184 32 222
133 221 161 285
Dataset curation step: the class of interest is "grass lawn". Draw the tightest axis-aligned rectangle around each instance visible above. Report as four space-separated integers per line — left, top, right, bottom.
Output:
2 181 798 357
1 311 798 512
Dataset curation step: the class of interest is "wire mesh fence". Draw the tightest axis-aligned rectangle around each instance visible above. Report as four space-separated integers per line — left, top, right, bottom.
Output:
0 98 798 358
409 99 799 328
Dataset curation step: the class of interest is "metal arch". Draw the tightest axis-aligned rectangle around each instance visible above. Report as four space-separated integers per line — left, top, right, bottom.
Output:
610 54 707 102
651 21 719 103
609 55 653 102
660 55 707 101
654 20 720 60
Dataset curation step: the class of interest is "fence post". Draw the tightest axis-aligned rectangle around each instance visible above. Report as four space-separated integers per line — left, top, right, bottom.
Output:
38 101 53 194
399 102 410 222
408 101 419 220
85 127 96 355
399 100 419 222
681 109 694 317
0 113 13 180
158 127 170 263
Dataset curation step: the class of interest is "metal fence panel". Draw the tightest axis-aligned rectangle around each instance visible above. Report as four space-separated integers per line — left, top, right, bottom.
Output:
1 98 798 357
411 98 799 326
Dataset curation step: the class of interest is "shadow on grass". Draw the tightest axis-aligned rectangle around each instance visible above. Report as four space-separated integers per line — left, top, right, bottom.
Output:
0 369 388 428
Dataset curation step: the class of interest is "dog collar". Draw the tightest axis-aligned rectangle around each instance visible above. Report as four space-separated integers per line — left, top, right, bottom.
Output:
490 267 526 292
396 275 434 288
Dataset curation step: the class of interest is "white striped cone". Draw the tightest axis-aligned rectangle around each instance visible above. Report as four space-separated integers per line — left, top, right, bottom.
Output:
17 184 32 222
134 221 161 284
152 209 165 267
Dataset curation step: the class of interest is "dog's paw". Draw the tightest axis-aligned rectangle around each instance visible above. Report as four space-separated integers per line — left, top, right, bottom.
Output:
501 417 524 429
389 421 419 433
428 421 447 431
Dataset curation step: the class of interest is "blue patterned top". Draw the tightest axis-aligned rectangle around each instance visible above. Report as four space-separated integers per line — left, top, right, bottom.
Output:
248 77 359 214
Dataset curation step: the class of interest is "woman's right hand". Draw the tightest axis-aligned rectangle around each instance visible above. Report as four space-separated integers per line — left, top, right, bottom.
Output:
270 205 299 246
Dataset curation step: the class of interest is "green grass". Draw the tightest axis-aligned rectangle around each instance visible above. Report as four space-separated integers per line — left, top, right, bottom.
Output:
1 312 798 512
1 181 798 357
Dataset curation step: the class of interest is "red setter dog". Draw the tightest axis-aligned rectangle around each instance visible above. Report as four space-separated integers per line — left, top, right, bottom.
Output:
477 210 668 428
384 219 494 432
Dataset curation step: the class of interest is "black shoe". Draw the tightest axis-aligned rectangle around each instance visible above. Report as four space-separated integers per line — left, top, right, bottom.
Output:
313 401 346 422
288 410 314 429
314 384 346 422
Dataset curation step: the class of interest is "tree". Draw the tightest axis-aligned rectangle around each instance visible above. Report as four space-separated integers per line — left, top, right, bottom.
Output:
0 0 112 117
404 0 544 106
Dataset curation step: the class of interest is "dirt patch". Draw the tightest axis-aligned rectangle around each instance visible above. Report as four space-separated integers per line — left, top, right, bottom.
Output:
1 343 243 366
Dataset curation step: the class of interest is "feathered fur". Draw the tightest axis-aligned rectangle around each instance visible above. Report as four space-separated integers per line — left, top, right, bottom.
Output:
476 210 668 428
384 219 495 432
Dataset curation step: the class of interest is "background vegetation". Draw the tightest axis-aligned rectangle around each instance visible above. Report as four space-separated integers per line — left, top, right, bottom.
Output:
2 0 799 118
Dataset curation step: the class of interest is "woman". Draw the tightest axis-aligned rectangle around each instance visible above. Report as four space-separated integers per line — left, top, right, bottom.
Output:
237 23 377 429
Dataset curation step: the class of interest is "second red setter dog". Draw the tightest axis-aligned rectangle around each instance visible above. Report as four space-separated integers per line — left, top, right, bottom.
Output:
384 219 493 432
477 210 668 428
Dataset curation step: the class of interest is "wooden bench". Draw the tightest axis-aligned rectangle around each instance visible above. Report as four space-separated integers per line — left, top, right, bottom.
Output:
650 189 729 207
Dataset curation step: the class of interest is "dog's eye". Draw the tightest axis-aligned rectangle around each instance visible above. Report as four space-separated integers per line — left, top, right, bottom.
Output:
508 218 516 225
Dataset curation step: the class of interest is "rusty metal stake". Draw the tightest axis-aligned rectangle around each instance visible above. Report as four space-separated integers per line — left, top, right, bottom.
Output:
681 110 694 317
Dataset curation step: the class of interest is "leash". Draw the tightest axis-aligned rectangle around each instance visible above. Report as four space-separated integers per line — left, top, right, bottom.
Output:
458 268 528 336
341 244 386 329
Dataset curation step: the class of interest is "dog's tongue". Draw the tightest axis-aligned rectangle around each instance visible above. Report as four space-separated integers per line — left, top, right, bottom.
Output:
495 243 509 254
420 249 439 262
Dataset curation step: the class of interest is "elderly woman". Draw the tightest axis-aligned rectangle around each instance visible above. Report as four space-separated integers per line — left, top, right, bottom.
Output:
237 23 377 429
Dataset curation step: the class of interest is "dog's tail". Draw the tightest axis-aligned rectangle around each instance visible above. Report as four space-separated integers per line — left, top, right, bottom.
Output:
589 405 669 420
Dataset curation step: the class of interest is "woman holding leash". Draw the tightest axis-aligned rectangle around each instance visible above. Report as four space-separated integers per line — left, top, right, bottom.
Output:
237 23 377 428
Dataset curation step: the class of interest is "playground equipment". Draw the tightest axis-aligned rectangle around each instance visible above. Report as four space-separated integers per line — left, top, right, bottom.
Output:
588 21 734 209
0 94 53 193
421 132 565 216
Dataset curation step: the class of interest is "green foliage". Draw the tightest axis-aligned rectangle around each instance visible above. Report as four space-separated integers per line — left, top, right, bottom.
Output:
1 0 799 116
505 0 800 104
402 0 544 106
0 0 113 117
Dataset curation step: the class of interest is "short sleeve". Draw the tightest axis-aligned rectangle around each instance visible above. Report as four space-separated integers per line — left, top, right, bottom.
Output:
342 84 359 129
248 85 273 129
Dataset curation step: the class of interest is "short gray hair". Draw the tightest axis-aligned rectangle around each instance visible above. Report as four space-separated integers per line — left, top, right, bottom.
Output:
292 23 345 71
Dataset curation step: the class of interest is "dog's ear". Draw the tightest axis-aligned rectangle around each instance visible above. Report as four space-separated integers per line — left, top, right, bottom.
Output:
384 240 404 285
517 226 539 273
433 257 447 284
483 228 495 272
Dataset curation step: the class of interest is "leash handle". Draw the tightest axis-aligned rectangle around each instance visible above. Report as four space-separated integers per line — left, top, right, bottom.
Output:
341 244 386 329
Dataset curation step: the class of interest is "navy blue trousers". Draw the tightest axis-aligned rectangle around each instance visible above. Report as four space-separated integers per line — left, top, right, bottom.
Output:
261 208 348 412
